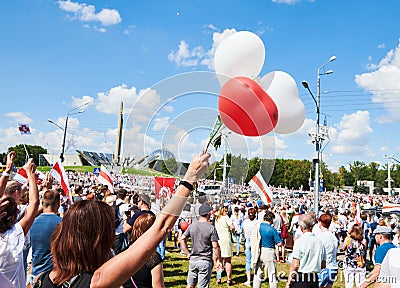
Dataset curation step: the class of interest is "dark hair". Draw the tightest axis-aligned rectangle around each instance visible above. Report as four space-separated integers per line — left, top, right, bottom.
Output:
117 188 128 200
319 213 332 229
0 197 18 233
74 185 83 194
264 211 275 223
350 224 364 241
42 190 60 209
248 208 256 220
50 200 115 284
131 213 156 243
131 194 139 205
360 213 367 221
4 181 21 196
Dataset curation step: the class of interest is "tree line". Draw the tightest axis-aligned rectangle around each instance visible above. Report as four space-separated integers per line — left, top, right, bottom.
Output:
205 154 399 194
3 144 399 194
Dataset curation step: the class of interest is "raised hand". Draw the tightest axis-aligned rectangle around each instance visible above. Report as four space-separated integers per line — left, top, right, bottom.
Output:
183 149 211 183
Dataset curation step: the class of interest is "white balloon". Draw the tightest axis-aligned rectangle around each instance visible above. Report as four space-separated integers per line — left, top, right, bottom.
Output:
214 31 265 86
261 71 306 134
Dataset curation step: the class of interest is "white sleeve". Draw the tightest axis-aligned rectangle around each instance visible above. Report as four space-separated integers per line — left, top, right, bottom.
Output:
378 248 391 277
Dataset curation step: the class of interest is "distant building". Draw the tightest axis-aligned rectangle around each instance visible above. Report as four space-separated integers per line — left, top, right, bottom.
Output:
135 149 188 176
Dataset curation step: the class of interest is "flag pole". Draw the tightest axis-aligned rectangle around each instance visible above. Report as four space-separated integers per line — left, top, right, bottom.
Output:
18 130 30 163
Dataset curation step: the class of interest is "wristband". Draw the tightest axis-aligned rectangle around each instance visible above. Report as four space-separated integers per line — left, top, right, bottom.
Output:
179 180 194 191
2 172 10 177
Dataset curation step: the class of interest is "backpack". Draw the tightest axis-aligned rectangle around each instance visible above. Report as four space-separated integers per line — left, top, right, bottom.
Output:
280 215 289 239
113 202 123 228
33 270 93 288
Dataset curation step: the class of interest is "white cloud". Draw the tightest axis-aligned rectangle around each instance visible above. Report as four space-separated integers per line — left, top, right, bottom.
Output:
168 28 237 69
168 41 204 67
123 24 136 35
378 43 386 49
204 24 219 32
163 106 174 113
58 0 122 26
201 28 237 69
355 40 400 123
74 85 160 121
331 111 373 156
152 116 170 131
5 112 32 124
71 95 94 108
380 146 389 152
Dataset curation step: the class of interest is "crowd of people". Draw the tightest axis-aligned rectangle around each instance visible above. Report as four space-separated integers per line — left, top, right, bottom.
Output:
1 150 400 288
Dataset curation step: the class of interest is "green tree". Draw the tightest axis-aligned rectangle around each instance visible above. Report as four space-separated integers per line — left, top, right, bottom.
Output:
246 157 261 183
349 161 368 185
228 155 248 184
161 158 178 175
7 144 47 166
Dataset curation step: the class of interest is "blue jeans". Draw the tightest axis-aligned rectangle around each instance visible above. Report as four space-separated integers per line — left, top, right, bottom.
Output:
157 236 166 260
235 233 241 253
245 238 252 271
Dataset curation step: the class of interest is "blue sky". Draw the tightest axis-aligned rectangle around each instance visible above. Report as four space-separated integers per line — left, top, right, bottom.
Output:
1 0 400 173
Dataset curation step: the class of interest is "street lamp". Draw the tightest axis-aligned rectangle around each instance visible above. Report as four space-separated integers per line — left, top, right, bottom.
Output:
48 102 90 162
221 131 232 192
302 56 336 215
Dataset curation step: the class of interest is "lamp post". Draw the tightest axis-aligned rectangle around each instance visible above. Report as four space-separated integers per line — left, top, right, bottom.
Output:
302 56 336 215
48 102 89 162
221 131 231 193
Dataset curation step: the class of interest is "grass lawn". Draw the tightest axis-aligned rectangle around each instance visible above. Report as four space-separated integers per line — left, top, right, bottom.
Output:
163 239 347 287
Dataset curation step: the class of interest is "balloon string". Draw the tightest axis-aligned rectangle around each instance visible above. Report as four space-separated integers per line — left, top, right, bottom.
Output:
205 115 224 152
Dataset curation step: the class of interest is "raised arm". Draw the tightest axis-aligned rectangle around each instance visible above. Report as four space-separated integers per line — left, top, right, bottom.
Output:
18 158 40 235
91 150 211 288
0 152 15 197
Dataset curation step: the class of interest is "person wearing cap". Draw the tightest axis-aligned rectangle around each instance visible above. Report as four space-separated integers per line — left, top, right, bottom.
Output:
360 226 396 288
123 193 155 234
180 203 222 288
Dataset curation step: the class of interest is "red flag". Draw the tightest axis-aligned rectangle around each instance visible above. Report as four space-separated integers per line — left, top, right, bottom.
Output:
249 171 273 204
50 161 73 205
14 165 45 185
18 124 31 135
154 177 176 199
97 165 114 193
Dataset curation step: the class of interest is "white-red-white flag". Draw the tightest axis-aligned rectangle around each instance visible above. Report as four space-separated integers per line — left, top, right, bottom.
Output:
50 160 73 205
18 124 31 135
14 164 45 185
249 171 273 204
97 165 114 193
355 203 362 226
382 203 400 214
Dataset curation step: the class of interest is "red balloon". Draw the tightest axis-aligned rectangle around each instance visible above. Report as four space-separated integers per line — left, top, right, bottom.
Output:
218 77 278 136
180 221 189 231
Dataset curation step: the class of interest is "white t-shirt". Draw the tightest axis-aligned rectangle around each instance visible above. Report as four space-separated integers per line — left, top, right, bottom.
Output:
316 231 338 269
0 223 26 288
378 247 400 287
242 218 258 239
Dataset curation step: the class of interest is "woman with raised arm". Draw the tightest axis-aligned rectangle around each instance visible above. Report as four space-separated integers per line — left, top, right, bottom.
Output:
0 155 40 288
33 150 210 288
